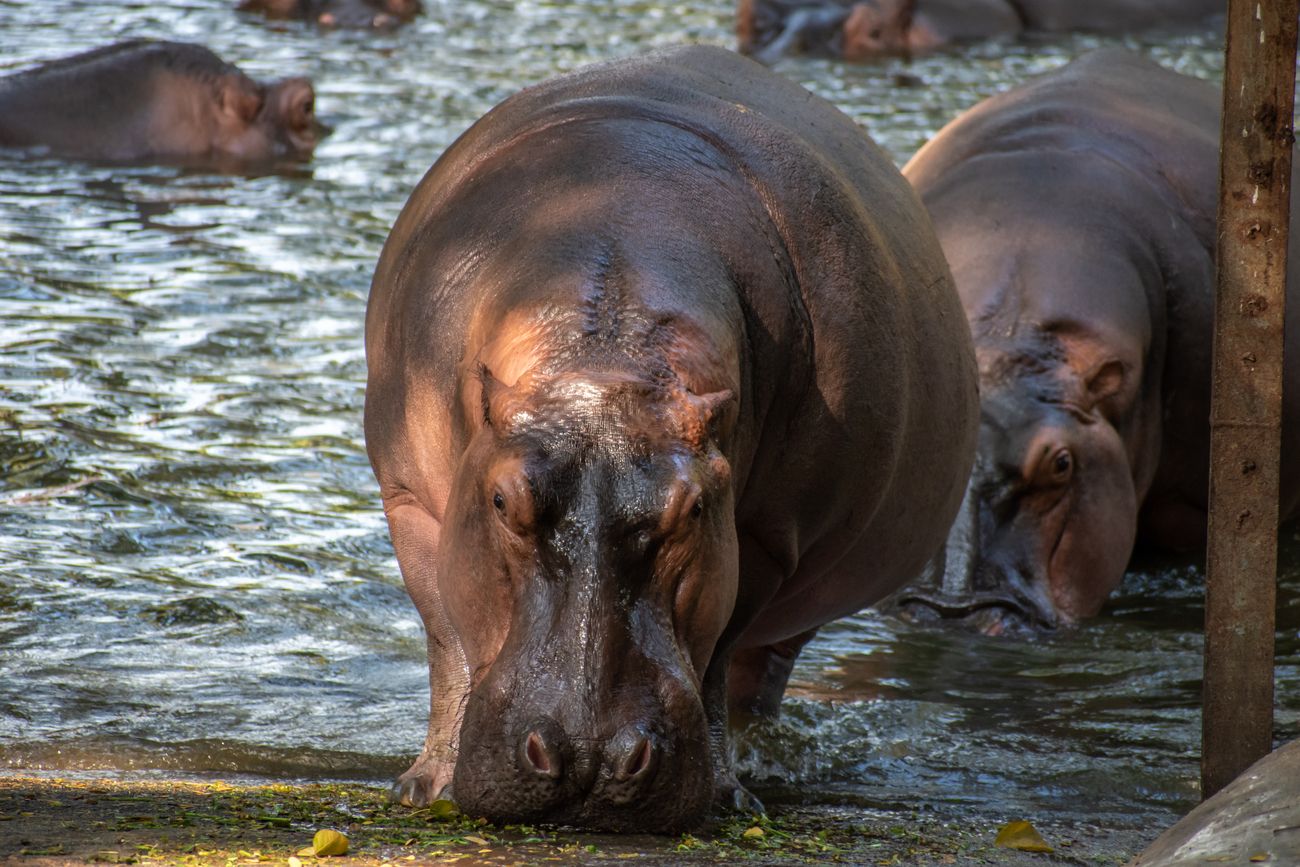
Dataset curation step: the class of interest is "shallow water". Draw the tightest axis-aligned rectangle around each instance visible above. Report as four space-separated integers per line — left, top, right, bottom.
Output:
0 0 1295 843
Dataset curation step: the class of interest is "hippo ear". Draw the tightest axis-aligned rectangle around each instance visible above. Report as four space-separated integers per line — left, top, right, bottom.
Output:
680 389 736 447
1083 359 1127 412
478 364 511 429
220 78 263 123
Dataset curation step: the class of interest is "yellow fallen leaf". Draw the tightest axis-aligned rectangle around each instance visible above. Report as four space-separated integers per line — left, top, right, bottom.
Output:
994 820 1053 853
427 799 459 821
1250 854 1271 863
288 857 303 867
312 829 349 857
296 846 316 857
463 835 489 846
742 826 765 839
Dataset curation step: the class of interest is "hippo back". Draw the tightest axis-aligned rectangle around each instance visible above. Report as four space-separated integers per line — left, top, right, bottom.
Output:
368 44 977 647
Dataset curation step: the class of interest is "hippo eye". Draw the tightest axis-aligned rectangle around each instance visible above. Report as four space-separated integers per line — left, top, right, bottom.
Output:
1050 450 1073 481
492 491 506 512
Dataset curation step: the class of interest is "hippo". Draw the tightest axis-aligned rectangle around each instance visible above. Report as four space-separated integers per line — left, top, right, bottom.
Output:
364 44 978 830
737 0 1222 63
1128 740 1300 865
889 49 1300 634
238 0 421 29
0 40 320 168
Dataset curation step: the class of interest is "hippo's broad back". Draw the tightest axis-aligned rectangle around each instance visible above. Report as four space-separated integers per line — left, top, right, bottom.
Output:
364 44 977 831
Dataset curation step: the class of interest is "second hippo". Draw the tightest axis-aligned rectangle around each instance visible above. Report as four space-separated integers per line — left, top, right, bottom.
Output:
738 0 1222 63
892 50 1300 633
0 40 321 169
238 0 421 29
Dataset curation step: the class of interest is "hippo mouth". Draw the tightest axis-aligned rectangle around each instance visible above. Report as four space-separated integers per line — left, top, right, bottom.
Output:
889 584 1058 636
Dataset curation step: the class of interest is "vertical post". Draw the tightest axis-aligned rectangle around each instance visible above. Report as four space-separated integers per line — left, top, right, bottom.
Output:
1203 0 1298 799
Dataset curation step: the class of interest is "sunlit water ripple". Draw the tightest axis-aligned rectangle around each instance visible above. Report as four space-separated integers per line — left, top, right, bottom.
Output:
1 0 1295 837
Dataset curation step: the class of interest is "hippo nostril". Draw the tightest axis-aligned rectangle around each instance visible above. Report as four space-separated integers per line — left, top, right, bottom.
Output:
620 736 653 780
521 729 562 780
611 726 658 783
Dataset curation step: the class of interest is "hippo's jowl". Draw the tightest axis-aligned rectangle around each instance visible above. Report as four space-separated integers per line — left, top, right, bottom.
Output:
893 50 1300 633
0 40 320 168
365 45 977 830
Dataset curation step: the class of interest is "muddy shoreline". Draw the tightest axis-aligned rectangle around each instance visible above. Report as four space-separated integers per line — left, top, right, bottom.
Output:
1 774 1154 865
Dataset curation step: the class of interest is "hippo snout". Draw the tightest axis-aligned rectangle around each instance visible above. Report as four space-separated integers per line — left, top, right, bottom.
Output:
454 697 711 831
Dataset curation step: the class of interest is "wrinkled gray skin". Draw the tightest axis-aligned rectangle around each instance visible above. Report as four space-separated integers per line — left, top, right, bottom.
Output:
0 40 320 169
238 0 421 29
737 0 1222 63
894 50 1300 634
365 45 977 831
1129 740 1300 865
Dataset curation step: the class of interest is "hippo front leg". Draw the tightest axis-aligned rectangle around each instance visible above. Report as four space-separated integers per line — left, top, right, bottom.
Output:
701 648 764 814
384 500 470 806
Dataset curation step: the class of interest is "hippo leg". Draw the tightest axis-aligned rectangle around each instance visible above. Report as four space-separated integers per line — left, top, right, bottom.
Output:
727 628 820 718
1139 495 1208 552
385 504 470 807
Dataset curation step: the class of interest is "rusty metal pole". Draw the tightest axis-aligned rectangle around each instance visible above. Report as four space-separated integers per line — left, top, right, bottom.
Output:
1202 0 1298 799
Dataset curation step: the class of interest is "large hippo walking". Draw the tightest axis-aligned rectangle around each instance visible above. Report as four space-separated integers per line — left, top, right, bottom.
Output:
738 0 1222 63
893 50 1300 633
365 44 978 830
0 40 320 168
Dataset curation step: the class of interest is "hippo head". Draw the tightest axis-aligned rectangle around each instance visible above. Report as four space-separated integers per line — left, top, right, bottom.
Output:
213 73 321 164
840 0 916 59
317 0 423 28
893 342 1138 634
440 366 737 830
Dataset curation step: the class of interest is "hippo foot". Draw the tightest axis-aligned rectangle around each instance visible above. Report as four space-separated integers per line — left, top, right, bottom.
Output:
714 771 765 816
391 753 455 807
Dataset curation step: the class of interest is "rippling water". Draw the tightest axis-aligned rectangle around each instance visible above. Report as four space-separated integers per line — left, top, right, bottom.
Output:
1 0 1295 841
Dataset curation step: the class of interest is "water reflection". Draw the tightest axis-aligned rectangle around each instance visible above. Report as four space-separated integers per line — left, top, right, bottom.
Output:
0 0 1292 841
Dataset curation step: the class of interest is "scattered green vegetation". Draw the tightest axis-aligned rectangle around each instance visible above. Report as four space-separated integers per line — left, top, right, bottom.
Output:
0 775 1145 865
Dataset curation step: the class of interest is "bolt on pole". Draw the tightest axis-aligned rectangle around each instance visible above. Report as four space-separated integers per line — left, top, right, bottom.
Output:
1202 0 1298 799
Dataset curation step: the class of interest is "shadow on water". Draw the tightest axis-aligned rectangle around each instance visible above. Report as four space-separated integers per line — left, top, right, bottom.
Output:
1 0 1295 857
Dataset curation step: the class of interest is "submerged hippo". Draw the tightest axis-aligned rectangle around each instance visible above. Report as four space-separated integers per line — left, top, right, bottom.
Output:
238 0 421 29
738 0 1221 63
0 40 320 168
891 50 1300 633
365 44 978 830
1129 740 1300 865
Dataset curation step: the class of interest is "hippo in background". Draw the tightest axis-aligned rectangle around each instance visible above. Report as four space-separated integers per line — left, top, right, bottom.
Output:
238 0 421 29
1128 740 1300 865
738 0 1222 63
0 40 321 169
365 44 977 830
888 49 1300 635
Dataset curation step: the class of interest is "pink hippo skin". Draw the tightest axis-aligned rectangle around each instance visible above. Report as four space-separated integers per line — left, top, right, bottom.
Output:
364 45 978 830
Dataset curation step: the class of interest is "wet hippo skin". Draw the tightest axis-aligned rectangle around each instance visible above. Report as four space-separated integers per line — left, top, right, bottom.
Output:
0 40 320 168
238 0 421 29
737 0 1222 63
1128 740 1300 865
892 50 1300 634
364 44 978 830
